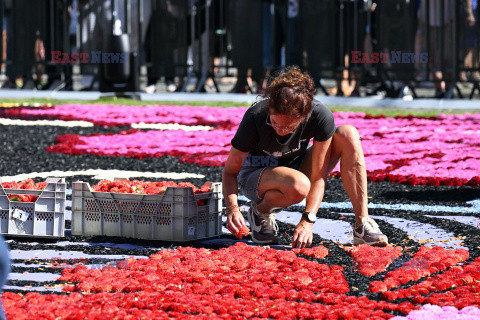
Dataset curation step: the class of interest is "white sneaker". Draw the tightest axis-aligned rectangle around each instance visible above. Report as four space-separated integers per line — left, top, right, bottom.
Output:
353 217 388 247
246 202 279 244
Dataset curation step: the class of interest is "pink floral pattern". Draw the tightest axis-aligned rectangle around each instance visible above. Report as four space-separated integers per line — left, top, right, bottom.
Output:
7 104 479 186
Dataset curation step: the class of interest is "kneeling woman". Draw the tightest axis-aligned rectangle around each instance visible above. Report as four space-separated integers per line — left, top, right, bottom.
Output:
223 67 388 249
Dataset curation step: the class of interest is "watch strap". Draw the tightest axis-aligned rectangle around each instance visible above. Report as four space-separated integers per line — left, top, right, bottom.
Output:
302 211 316 223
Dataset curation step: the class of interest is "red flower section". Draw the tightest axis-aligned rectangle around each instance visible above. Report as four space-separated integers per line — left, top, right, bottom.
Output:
233 225 250 239
6 194 37 202
1 179 48 202
414 260 480 310
382 257 480 304
369 246 469 293
345 245 403 277
91 179 212 206
367 172 480 188
91 179 210 195
4 243 419 319
2 290 404 319
59 243 349 296
292 246 329 259
45 131 231 167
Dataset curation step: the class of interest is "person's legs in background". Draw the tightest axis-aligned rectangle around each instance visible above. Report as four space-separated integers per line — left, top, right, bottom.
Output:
259 0 275 93
230 67 253 94
429 26 447 98
2 17 6 74
3 8 17 89
286 0 299 67
462 8 479 81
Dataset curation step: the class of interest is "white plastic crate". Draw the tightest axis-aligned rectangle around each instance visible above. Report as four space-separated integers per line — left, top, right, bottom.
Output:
0 178 66 237
71 180 223 241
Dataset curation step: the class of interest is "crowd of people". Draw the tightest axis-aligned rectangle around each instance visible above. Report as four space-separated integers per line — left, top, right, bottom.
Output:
0 0 478 97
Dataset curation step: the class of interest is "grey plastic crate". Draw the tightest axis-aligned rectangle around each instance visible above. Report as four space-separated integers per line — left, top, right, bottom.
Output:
0 178 66 237
71 180 223 241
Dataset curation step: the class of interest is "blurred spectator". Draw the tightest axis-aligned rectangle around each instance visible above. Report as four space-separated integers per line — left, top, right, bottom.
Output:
286 0 299 66
146 0 188 93
362 0 378 83
1 7 6 74
329 0 367 97
34 30 46 89
227 0 263 93
260 0 287 91
414 0 424 80
188 0 212 92
460 0 479 81
69 0 78 52
2 0 14 88
229 0 282 94
203 0 226 92
64 0 78 90
417 0 455 98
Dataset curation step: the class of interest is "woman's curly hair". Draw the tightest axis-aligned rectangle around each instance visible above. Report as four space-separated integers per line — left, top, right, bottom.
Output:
262 66 316 118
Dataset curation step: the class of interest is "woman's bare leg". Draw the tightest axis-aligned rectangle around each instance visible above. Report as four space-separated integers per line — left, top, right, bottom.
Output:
300 125 369 225
256 167 310 213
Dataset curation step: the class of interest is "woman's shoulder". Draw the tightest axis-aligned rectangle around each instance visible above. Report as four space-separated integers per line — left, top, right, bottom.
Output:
311 99 333 117
251 97 269 109
247 97 269 116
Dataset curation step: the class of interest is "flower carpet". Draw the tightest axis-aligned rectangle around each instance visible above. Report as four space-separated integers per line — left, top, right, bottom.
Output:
0 103 479 319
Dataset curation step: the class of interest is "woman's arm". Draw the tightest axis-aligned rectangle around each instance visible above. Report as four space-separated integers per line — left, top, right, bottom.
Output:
292 137 333 248
222 147 249 234
304 138 333 213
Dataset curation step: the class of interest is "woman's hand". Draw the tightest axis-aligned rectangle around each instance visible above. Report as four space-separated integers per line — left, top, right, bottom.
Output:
226 208 247 235
223 147 249 236
292 219 314 249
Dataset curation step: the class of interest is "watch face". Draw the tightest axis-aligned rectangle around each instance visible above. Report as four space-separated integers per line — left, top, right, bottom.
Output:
304 212 316 222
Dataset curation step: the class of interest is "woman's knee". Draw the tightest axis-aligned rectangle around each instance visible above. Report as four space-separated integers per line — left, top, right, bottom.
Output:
331 125 363 163
283 174 310 203
336 125 361 143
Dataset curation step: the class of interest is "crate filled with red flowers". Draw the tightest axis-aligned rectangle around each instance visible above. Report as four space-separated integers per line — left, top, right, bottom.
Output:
0 178 66 237
71 179 222 241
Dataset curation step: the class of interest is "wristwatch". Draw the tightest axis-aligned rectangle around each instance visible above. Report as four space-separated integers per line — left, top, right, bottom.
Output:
302 212 317 223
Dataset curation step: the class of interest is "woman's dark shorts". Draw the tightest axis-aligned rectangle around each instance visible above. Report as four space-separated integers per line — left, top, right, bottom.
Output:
237 152 307 204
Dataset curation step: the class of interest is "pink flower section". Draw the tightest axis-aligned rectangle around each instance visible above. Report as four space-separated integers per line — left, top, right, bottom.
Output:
391 304 480 320
332 112 480 186
5 104 247 128
42 106 480 187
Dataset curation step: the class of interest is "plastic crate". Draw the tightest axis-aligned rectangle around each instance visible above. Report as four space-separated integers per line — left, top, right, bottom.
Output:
71 180 223 241
0 178 66 237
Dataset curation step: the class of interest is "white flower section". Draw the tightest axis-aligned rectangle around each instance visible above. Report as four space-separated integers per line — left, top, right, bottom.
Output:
0 118 93 127
131 122 212 131
8 272 59 282
0 119 212 130
9 249 148 260
2 169 204 182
